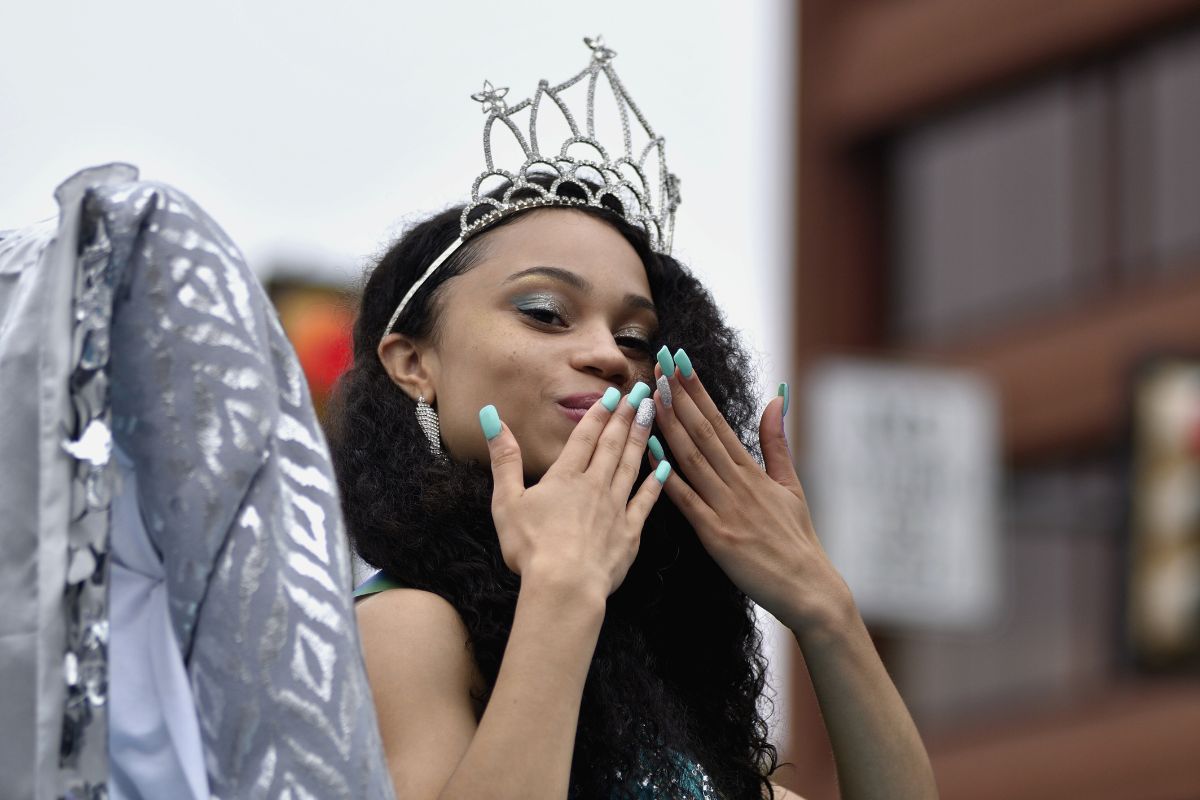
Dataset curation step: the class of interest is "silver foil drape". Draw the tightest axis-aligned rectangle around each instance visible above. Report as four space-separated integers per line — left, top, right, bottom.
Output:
0 164 394 800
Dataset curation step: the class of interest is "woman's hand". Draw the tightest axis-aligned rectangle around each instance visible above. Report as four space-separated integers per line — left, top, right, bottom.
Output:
480 384 669 598
647 349 939 799
646 348 852 633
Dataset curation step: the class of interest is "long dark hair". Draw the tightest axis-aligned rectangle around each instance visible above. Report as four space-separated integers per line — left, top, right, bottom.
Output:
328 182 779 799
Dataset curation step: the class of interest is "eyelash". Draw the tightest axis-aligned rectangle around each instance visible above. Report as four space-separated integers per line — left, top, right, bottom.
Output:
518 307 654 354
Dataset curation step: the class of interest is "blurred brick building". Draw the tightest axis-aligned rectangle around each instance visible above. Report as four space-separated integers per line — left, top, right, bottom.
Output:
784 2 1200 798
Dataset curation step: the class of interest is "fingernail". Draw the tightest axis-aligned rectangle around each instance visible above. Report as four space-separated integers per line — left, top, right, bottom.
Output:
626 381 652 408
647 435 664 460
777 382 789 416
672 347 693 378
635 397 655 427
655 460 672 484
656 374 672 407
601 386 621 412
656 345 675 377
479 404 501 440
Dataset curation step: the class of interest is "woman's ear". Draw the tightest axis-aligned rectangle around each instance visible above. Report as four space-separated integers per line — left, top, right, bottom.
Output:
377 333 438 404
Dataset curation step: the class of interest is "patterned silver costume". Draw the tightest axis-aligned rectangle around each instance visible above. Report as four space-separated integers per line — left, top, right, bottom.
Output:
0 163 394 799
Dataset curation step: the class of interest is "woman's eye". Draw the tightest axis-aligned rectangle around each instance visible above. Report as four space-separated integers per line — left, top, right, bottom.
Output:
520 306 652 354
618 336 655 354
520 307 565 326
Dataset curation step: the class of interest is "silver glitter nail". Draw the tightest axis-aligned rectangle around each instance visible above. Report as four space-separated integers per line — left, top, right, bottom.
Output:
635 396 655 427
656 374 672 407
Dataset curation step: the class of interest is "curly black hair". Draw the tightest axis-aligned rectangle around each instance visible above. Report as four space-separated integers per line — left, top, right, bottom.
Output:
327 180 780 800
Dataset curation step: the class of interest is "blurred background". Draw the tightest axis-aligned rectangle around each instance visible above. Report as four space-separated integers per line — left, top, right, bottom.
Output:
792 2 1200 799
5 1 1200 798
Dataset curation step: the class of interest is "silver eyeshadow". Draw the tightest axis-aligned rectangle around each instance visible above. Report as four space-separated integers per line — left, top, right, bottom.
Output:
512 293 654 351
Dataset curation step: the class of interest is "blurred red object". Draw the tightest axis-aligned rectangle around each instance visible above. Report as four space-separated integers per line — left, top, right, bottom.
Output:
266 279 356 419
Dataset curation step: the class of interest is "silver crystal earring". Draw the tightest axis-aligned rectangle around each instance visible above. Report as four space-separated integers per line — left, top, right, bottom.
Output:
415 395 444 460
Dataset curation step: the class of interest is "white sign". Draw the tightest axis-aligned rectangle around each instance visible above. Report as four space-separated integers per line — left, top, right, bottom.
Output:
804 360 1001 629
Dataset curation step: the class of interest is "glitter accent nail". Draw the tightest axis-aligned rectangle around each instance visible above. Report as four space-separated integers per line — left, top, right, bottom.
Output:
635 397 655 427
656 374 672 407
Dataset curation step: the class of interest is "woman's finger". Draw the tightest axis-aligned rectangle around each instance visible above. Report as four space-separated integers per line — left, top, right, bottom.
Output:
644 442 722 535
624 455 671 528
479 405 523 509
610 395 656 500
652 368 730 506
552 386 622 474
659 347 756 480
760 388 802 491
587 381 651 480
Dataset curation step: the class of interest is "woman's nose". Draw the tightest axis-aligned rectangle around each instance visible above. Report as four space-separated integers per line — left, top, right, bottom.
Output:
570 326 630 385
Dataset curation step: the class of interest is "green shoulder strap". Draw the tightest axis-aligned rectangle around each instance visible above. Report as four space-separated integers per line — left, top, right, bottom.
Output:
353 570 406 600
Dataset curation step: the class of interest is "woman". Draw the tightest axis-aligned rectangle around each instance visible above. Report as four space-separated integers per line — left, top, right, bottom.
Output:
330 39 937 800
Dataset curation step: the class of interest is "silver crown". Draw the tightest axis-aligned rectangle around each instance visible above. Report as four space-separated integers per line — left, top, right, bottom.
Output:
462 35 680 252
381 36 680 345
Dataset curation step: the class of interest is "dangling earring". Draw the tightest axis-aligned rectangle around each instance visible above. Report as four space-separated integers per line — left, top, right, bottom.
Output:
415 395 445 460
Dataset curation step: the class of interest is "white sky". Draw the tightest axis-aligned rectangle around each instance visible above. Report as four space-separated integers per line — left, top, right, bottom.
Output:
2 0 795 746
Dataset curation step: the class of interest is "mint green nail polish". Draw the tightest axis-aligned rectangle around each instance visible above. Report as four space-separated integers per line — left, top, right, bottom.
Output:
656 345 675 377
648 435 664 461
673 347 693 378
479 404 501 440
655 460 672 483
626 381 651 408
778 382 790 416
601 386 621 412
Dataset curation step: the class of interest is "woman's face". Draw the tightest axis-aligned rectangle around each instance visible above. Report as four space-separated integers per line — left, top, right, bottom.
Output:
382 208 660 479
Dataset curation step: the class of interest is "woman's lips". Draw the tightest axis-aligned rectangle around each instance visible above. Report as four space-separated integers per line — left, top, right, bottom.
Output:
556 403 588 423
556 391 606 424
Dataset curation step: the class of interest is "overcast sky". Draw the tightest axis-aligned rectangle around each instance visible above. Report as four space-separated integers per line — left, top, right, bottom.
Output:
2 3 792 323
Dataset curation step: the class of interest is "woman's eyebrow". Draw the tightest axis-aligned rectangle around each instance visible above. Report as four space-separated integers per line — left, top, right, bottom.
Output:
502 265 656 314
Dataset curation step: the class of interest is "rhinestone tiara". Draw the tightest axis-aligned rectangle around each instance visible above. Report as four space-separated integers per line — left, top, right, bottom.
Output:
381 35 681 345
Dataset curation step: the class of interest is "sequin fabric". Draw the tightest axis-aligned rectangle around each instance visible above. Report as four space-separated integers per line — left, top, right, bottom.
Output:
608 749 723 800
59 177 123 800
1 164 141 800
81 174 394 799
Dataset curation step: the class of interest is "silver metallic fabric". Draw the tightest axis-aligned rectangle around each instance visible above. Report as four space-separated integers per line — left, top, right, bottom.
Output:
0 164 394 799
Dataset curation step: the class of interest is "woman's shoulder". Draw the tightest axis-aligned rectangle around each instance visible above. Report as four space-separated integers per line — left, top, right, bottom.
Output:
355 581 466 639
355 582 485 704
355 570 468 654
354 572 473 641
353 572 468 644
